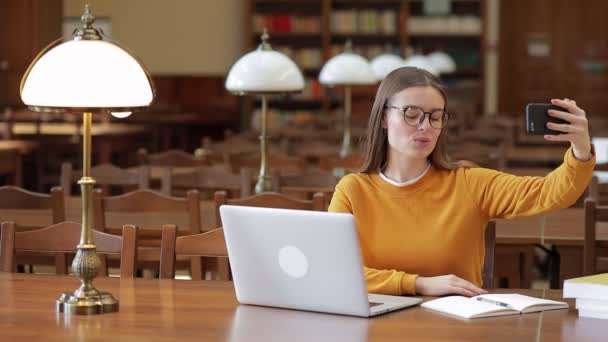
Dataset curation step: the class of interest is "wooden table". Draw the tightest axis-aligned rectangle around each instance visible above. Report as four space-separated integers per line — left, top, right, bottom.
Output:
495 208 608 289
0 139 38 154
1 122 148 165
0 272 604 341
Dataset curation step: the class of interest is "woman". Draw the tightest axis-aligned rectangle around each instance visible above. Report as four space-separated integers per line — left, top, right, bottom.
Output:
328 67 595 297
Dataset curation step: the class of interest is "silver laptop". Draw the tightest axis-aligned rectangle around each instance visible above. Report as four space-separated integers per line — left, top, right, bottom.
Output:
220 205 422 317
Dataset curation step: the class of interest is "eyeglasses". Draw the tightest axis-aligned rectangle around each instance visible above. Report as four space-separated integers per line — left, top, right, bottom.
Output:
384 104 449 129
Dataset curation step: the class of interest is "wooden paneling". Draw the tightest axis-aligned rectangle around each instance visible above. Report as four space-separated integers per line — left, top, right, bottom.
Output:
0 0 62 108
150 75 240 127
499 0 608 116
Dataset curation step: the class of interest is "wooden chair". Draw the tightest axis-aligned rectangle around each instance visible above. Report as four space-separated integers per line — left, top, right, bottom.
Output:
271 169 338 206
214 191 326 228
0 186 67 273
161 166 252 198
61 162 150 196
583 198 608 275
201 135 259 157
483 221 496 289
92 188 204 279
588 164 608 204
318 153 363 173
137 148 211 167
285 140 341 159
448 141 507 170
0 221 137 277
159 224 227 279
227 153 307 175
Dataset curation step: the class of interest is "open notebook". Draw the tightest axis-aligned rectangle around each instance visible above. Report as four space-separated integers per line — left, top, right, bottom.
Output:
421 294 568 319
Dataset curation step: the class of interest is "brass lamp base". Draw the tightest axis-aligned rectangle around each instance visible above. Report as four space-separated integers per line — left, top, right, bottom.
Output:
57 291 118 315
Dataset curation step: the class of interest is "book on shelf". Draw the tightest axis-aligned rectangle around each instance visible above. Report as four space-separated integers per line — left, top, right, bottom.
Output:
252 15 321 34
275 47 322 69
564 273 608 301
421 294 568 319
331 9 396 34
408 15 481 35
293 79 324 101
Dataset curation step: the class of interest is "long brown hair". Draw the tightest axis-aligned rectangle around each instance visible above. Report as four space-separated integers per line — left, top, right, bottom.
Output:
360 66 471 173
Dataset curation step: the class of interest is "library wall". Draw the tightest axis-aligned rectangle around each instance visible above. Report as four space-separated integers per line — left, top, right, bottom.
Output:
499 0 608 116
63 0 246 75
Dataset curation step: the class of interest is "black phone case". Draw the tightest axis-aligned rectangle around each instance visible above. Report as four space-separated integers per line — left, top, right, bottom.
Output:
525 104 569 135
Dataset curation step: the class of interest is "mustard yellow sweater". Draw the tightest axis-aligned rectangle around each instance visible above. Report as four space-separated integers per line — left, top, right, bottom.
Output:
328 148 595 295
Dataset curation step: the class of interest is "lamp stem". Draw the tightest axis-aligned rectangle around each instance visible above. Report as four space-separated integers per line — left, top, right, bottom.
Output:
56 111 118 315
340 85 352 158
255 95 273 193
80 111 93 245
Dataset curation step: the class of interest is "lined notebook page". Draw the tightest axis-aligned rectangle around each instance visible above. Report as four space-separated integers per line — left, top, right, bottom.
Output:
474 294 568 313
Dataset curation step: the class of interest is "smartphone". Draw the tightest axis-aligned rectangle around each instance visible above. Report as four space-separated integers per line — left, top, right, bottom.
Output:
525 103 569 135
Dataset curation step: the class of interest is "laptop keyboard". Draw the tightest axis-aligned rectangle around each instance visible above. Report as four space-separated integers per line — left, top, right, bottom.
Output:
369 302 383 308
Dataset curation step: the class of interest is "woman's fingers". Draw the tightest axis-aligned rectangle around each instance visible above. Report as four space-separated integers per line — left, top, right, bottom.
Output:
547 109 579 123
551 98 586 117
450 277 488 296
544 133 574 141
546 121 581 133
449 286 476 297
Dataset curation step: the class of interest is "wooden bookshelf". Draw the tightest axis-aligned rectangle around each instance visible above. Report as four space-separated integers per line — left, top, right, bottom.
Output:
245 0 485 126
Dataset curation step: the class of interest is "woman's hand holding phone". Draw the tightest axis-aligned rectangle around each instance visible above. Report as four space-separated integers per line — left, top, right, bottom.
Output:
544 98 592 161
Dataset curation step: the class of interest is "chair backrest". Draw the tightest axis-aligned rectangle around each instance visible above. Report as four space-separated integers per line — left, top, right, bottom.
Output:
586 172 608 205
138 148 210 167
483 221 496 289
285 140 340 159
61 162 149 196
213 190 326 228
227 153 307 174
159 224 228 279
201 135 259 156
0 186 67 273
0 186 65 225
161 166 252 198
448 141 506 170
272 169 338 207
318 154 363 172
0 221 138 277
92 188 201 234
583 198 608 275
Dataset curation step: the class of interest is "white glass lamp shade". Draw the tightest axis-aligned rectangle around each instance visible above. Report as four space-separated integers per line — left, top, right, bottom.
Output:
225 50 304 94
404 54 439 76
111 111 132 118
319 52 377 86
21 40 154 112
370 54 406 81
428 51 456 74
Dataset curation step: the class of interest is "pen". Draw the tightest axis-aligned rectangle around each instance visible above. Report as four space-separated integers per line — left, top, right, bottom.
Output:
475 297 513 309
